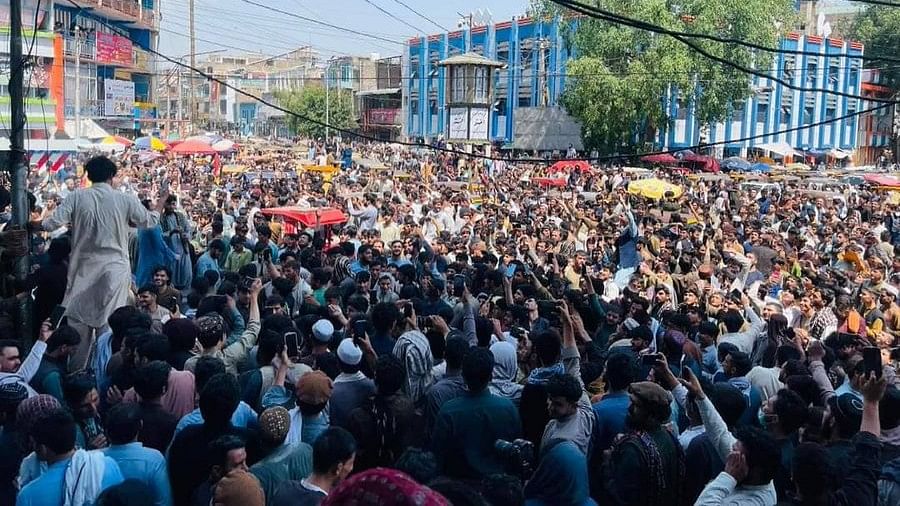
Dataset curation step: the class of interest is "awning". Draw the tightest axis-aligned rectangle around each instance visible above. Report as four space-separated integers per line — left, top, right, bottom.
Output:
0 138 79 152
829 149 853 160
63 118 109 139
356 88 401 96
754 142 798 157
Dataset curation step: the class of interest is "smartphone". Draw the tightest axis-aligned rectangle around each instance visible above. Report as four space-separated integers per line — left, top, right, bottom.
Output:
352 319 367 340
283 331 301 358
49 305 66 329
862 346 882 379
241 276 255 291
403 303 414 319
641 354 659 366
453 274 467 297
505 264 517 279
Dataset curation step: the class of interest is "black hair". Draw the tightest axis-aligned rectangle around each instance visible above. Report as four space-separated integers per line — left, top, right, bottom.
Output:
605 353 636 391
697 321 719 339
374 355 405 396
194 356 227 393
209 434 246 471
257 330 285 367
728 351 753 377
314 352 340 380
136 333 170 362
137 284 158 297
30 409 76 454
46 325 81 354
707 383 748 429
0 339 19 353
734 426 781 484
462 347 494 393
312 427 356 474
163 319 199 353
444 337 470 371
545 373 582 404
96 479 156 506
774 345 802 366
371 302 401 333
393 448 440 485
132 361 171 401
722 310 745 333
772 388 808 434
85 156 118 183
531 329 561 366
480 474 524 506
108 306 151 341
474 317 494 348
881 386 900 430
63 372 96 409
784 375 821 407
105 402 143 445
199 373 240 428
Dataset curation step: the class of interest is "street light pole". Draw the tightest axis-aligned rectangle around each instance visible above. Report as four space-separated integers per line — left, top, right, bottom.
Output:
188 0 196 133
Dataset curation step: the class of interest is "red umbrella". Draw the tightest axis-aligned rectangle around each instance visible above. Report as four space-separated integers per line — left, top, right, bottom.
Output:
548 160 591 174
641 153 679 165
259 207 349 227
171 139 218 155
533 177 568 187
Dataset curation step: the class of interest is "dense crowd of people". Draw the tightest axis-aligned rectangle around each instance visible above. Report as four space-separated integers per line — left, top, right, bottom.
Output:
0 138 898 506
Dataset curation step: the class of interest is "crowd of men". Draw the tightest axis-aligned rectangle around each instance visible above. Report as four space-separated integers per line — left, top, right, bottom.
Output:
0 138 898 506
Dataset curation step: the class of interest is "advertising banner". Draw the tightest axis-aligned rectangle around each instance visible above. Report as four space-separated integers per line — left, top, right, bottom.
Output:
104 79 135 117
96 33 133 66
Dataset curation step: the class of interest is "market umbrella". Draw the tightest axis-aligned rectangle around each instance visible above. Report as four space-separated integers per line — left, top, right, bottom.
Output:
212 139 236 152
749 163 772 173
641 153 679 165
97 135 133 146
627 178 683 199
720 157 751 172
785 162 812 171
548 160 591 174
135 136 168 151
171 139 217 155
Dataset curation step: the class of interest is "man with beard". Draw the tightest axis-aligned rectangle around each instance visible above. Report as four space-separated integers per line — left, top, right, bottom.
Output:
599 380 684 506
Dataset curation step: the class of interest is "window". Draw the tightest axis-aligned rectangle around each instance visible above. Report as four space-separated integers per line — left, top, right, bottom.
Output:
756 103 768 124
474 66 487 102
410 99 419 115
782 56 795 82
806 62 817 84
494 97 507 115
452 67 465 103
429 100 438 115
518 95 531 107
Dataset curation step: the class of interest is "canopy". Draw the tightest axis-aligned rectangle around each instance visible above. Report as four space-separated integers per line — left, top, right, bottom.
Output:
548 160 591 174
681 154 720 173
721 157 751 172
754 141 798 158
259 207 349 227
627 178 683 199
640 153 679 165
749 163 772 173
171 139 217 155
185 133 224 145
135 136 168 151
98 135 133 146
212 139 236 152
864 174 900 188
785 162 812 171
533 177 568 188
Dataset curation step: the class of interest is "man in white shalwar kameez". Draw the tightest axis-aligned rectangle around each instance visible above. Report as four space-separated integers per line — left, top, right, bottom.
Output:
35 156 163 372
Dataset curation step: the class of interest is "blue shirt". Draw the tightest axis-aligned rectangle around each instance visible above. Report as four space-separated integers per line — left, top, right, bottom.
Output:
591 391 630 452
835 379 863 401
103 443 172 506
174 401 258 435
16 455 123 506
195 252 220 278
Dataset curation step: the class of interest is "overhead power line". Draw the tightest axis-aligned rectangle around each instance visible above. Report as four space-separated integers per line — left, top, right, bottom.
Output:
64 0 894 165
550 0 894 104
847 0 900 7
362 0 424 34
389 0 451 32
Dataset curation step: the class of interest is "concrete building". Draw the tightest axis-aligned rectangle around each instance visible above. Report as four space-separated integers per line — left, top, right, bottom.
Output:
358 56 402 141
404 12 865 156
857 69 894 166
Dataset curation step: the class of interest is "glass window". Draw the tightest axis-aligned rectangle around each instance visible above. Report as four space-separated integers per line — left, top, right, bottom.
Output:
452 67 465 102
474 67 487 102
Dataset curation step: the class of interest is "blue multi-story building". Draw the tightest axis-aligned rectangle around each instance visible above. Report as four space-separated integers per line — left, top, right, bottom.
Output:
404 16 865 156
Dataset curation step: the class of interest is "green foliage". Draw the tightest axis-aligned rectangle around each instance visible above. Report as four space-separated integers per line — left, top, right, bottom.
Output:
535 0 796 153
848 6 900 90
275 86 356 138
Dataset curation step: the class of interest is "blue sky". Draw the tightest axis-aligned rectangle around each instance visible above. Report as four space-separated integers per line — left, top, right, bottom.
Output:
158 0 527 60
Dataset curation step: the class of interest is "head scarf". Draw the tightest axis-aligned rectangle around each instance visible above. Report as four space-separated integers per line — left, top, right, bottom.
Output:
524 441 595 506
489 341 523 402
16 394 62 435
322 468 448 506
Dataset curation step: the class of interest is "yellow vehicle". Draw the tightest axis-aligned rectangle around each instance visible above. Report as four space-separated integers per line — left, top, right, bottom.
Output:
300 164 341 177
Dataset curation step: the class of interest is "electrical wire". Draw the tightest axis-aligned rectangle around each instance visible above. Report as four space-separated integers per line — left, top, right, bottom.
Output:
63 0 894 164
361 0 425 35
847 0 900 7
550 0 891 104
389 0 450 32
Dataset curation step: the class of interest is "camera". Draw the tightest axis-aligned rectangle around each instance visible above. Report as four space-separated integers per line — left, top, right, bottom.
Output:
494 439 535 479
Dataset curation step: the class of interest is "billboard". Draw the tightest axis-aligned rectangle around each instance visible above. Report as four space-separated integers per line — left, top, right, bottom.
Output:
104 79 135 117
96 33 133 66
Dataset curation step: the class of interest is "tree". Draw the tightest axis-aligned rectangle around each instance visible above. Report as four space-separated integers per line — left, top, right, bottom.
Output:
275 85 356 139
848 6 900 90
534 0 796 153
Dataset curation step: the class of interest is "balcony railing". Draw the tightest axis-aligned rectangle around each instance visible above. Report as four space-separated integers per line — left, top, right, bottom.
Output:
72 1 158 28
63 36 96 60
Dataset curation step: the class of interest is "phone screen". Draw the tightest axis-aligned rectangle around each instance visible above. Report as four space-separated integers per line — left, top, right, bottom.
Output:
862 346 882 379
353 320 367 339
283 332 300 358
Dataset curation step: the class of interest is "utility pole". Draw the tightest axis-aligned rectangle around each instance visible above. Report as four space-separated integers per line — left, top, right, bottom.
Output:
326 62 331 141
164 69 171 137
177 68 183 136
188 0 196 133
74 26 84 138
8 0 33 345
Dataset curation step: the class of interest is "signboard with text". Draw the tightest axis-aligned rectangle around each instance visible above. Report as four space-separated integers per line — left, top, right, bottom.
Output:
367 108 399 125
104 79 135 117
96 33 133 66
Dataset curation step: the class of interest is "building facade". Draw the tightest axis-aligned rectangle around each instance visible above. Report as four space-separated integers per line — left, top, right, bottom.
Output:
856 69 894 166
405 15 865 156
358 56 402 141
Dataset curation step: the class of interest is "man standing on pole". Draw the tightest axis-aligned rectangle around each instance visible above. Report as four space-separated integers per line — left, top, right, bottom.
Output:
30 156 166 372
